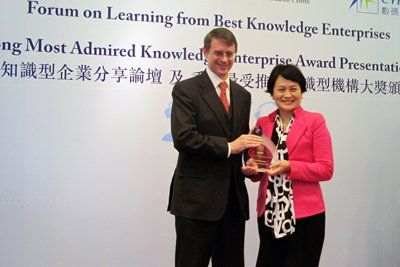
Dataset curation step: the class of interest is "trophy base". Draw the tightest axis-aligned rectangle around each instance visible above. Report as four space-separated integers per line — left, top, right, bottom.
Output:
255 161 271 173
258 168 268 173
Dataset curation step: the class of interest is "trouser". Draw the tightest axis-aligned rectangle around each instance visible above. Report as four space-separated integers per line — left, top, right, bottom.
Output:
256 212 325 267
175 185 245 267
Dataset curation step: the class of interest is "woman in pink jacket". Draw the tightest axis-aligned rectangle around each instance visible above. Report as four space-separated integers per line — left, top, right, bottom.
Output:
242 64 334 267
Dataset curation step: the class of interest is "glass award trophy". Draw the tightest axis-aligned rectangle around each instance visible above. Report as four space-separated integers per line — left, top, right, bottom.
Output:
244 125 276 173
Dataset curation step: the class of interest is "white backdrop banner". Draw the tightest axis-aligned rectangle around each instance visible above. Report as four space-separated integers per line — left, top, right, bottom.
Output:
1 1 399 266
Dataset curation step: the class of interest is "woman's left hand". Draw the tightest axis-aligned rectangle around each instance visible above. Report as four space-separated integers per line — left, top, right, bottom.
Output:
266 160 291 176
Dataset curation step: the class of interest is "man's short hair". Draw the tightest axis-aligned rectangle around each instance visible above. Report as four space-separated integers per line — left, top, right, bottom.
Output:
203 28 238 52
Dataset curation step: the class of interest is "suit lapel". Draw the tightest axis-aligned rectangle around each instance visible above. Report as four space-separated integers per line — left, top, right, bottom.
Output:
230 82 243 135
199 72 230 136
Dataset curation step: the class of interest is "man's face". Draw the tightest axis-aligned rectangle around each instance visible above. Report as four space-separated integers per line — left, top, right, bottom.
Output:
203 38 236 80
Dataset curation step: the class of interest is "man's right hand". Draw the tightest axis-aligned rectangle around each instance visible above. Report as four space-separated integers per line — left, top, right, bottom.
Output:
229 134 262 155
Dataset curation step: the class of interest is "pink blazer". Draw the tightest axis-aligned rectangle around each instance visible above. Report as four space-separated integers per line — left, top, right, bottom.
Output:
253 106 334 219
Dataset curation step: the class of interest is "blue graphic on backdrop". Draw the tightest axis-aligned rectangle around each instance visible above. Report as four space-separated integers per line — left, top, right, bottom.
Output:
349 0 358 8
254 100 276 120
161 102 173 141
161 100 276 142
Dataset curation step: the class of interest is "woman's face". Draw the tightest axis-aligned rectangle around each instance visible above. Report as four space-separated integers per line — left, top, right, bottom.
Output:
272 75 302 114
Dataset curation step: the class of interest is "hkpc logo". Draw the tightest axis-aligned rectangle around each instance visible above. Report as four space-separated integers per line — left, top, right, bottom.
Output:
349 0 379 14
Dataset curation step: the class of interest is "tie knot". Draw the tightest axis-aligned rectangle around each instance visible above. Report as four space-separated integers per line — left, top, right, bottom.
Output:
219 81 228 91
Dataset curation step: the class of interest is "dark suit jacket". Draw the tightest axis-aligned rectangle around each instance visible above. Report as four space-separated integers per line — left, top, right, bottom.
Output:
168 71 251 221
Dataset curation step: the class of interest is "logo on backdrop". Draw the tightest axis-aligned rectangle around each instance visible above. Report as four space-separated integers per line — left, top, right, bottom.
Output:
349 0 399 16
161 100 276 142
349 0 379 14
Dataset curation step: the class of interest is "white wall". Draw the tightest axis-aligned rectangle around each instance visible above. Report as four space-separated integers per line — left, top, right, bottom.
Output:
0 1 399 266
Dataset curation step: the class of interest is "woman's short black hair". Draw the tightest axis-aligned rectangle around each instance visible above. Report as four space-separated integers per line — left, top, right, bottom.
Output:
266 64 307 95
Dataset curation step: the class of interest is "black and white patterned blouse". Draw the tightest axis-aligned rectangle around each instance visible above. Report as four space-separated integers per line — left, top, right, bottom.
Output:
264 114 296 238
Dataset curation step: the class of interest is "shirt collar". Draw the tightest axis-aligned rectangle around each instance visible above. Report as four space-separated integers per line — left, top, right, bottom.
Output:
206 68 230 89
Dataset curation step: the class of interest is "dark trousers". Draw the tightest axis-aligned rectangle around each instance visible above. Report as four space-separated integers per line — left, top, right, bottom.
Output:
256 212 325 267
175 186 245 267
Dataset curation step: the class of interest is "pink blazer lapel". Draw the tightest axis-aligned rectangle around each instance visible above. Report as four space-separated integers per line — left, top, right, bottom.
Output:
262 107 307 155
287 107 307 154
263 111 277 138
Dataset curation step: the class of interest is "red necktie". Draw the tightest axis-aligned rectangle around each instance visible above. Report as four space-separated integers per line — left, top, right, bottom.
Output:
219 81 229 112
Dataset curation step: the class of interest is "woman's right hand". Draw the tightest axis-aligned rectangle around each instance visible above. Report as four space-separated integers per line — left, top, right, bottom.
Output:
241 158 259 177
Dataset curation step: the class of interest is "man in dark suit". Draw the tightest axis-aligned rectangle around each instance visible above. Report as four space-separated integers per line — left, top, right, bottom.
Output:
168 28 262 267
